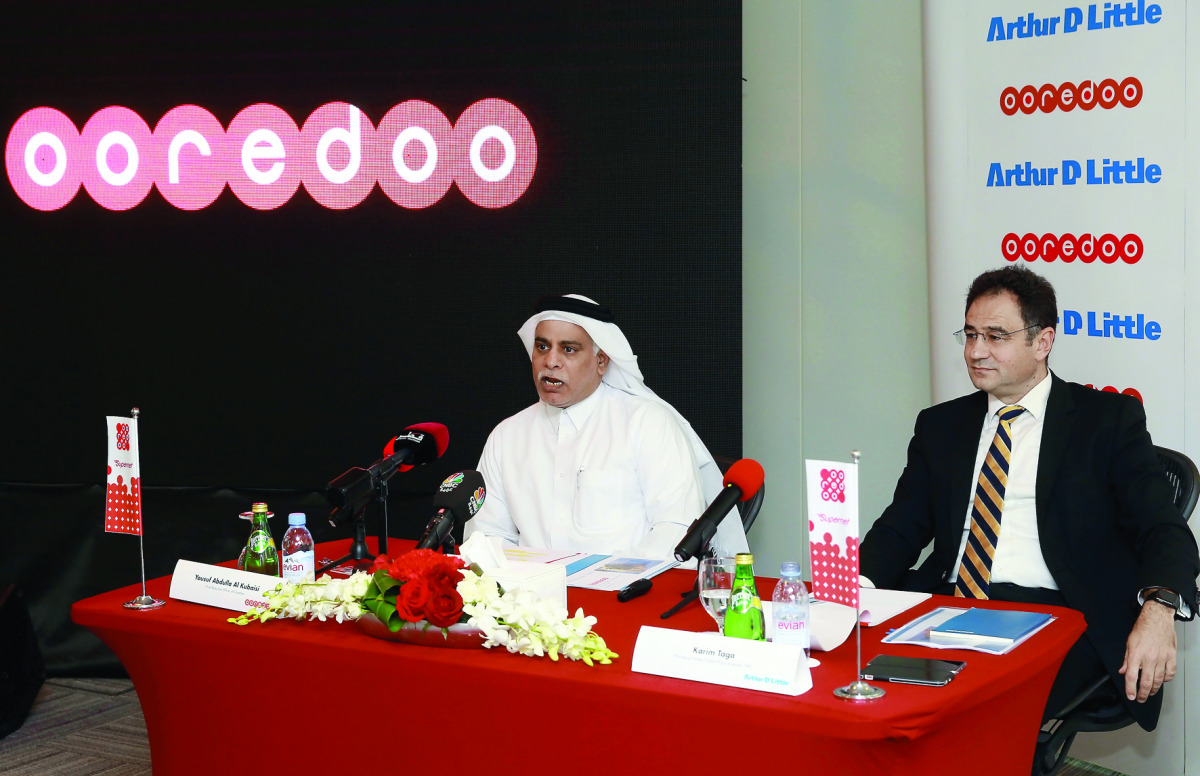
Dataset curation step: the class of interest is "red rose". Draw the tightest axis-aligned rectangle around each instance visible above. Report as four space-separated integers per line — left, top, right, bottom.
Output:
368 554 392 574
425 589 464 628
375 549 469 584
395 578 430 622
426 566 463 595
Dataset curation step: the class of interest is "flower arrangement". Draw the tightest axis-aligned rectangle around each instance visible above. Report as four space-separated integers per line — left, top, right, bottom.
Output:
229 549 618 665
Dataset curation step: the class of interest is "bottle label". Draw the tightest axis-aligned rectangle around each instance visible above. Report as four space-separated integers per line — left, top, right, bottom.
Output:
282 549 315 583
730 588 754 613
248 530 271 553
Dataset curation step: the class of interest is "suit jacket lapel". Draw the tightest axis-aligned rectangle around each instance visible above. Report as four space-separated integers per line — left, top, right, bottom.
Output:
943 392 988 550
1037 374 1074 522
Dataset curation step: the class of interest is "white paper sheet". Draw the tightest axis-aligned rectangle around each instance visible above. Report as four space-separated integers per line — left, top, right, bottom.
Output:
858 588 932 626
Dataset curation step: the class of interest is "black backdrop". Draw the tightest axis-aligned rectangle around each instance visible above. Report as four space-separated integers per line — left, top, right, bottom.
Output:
0 3 741 673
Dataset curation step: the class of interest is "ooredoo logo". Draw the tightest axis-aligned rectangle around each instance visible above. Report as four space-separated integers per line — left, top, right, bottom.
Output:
5 99 537 211
1000 76 1142 115
1002 232 1143 264
819 468 846 503
1086 384 1143 403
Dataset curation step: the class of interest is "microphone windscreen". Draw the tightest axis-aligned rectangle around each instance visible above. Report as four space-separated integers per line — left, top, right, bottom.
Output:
723 459 765 501
382 422 449 472
404 422 450 457
431 470 486 521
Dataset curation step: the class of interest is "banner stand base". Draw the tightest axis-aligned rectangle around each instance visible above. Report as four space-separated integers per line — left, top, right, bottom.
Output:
834 680 885 701
123 595 165 611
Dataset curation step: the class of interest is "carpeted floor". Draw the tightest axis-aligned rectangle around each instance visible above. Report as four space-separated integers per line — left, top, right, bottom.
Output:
0 678 150 775
0 678 1130 776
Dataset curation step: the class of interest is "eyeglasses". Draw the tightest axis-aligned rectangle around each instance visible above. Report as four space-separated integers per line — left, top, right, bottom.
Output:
953 325 1041 346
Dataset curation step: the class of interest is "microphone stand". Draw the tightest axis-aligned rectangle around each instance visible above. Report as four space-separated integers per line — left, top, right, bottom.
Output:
378 477 389 558
315 503 374 576
660 547 713 620
317 469 401 576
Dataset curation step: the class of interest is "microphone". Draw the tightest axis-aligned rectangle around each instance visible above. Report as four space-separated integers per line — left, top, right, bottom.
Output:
382 422 450 473
415 470 487 550
673 459 765 562
327 422 450 525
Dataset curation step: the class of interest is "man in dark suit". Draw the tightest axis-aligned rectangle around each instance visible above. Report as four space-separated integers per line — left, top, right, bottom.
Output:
859 265 1198 730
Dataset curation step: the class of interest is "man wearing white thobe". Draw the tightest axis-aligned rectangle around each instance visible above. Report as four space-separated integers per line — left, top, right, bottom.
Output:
465 294 748 559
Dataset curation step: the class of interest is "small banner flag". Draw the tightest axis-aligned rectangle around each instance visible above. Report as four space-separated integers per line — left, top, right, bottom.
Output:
105 415 142 535
805 459 859 609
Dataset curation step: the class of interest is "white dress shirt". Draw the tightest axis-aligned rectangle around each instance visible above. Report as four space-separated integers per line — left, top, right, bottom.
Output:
465 382 707 558
952 370 1056 589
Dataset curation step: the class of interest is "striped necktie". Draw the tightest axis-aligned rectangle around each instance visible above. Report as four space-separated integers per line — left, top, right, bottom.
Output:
955 404 1028 599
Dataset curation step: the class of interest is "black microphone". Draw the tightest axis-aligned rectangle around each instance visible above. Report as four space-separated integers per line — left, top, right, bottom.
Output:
327 423 451 525
674 459 765 562
415 470 487 550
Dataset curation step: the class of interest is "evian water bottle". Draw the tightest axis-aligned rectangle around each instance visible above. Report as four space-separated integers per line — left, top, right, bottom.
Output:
771 562 810 655
281 513 315 583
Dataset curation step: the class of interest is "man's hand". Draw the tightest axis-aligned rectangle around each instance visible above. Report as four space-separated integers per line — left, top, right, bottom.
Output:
1119 600 1178 702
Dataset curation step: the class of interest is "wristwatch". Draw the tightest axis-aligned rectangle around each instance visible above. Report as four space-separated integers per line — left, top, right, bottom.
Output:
1140 587 1183 617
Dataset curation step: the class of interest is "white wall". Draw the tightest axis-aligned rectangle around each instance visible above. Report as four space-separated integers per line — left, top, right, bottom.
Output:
743 1 803 576
743 3 1196 773
743 2 931 580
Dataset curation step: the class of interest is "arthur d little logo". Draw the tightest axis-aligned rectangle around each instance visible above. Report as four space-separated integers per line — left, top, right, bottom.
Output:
5 98 537 211
820 468 846 503
116 423 130 451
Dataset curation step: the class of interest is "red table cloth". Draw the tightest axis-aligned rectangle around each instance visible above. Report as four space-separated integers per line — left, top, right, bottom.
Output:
72 539 1085 775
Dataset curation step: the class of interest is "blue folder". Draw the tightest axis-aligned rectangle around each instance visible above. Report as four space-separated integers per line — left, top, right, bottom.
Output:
928 608 1053 645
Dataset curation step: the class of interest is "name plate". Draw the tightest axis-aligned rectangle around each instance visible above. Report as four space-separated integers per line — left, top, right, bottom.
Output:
630 626 812 696
169 560 285 612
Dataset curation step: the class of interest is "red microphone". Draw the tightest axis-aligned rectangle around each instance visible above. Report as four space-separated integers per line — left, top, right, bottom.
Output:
382 422 449 472
326 423 451 525
724 458 765 499
674 458 765 561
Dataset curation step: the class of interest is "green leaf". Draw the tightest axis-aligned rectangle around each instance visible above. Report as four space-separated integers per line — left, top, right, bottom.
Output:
373 572 402 595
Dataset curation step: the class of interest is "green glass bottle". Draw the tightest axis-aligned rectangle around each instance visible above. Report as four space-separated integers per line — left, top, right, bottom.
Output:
724 553 765 640
242 502 279 576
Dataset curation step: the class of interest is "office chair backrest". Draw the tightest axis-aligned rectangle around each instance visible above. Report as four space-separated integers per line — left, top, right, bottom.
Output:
1035 445 1199 776
739 484 765 535
1154 446 1199 522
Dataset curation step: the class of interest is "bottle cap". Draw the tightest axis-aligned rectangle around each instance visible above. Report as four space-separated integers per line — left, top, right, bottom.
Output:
251 502 269 514
780 561 801 577
288 512 306 526
735 553 754 564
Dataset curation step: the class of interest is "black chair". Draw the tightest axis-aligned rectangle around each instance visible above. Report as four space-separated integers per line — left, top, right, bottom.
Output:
739 482 765 535
1033 445 1199 776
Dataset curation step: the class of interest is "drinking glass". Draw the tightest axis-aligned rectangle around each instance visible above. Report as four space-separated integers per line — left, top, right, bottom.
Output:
698 556 736 633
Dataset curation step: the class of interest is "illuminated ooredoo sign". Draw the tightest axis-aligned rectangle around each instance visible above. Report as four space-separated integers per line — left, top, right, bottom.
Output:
4 99 537 211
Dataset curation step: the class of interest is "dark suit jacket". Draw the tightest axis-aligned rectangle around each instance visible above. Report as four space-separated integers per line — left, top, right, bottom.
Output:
859 374 1199 729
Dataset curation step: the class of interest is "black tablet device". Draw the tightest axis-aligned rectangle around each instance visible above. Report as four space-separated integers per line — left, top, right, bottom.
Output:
861 654 967 686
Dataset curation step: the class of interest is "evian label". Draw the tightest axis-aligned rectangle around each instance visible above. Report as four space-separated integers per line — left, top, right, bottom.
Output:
773 618 808 647
282 550 315 583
